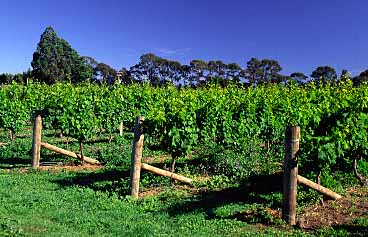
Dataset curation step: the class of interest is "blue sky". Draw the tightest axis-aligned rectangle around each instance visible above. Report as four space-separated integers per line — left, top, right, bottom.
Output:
1 0 368 76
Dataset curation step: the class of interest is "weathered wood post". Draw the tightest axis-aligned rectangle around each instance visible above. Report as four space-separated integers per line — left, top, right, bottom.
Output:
130 116 145 199
119 122 124 136
282 126 300 225
31 112 42 168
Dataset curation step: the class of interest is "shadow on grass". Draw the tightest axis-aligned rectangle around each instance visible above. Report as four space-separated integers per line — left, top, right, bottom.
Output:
51 158 285 225
53 168 131 196
330 224 368 236
0 158 31 169
40 153 72 162
0 153 82 168
166 173 283 218
0 157 30 165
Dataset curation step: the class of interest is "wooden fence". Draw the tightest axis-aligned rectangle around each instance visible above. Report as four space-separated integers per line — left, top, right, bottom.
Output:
30 114 342 225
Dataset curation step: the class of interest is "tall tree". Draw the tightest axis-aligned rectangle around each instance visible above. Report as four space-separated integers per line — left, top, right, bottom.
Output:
190 59 208 85
339 69 351 82
180 65 192 86
159 60 182 84
353 70 368 86
31 26 92 84
207 60 230 86
116 68 134 84
130 53 163 85
310 66 337 84
0 73 13 85
290 72 308 84
130 53 183 86
208 60 226 78
245 58 282 84
226 63 243 83
93 63 117 84
245 58 263 84
83 56 98 69
260 59 282 83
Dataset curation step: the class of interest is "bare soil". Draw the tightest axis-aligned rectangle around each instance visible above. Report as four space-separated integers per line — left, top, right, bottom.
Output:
297 186 368 230
17 164 104 173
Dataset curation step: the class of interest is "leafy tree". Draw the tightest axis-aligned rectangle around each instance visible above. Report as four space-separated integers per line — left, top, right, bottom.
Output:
83 56 98 69
130 53 183 86
226 63 243 83
245 58 282 85
116 68 134 84
22 69 33 85
208 60 226 78
272 74 290 84
12 74 24 84
160 60 182 84
190 59 208 86
130 53 163 85
310 66 337 84
353 70 368 86
338 69 351 83
31 26 92 84
260 59 282 83
290 72 308 84
245 58 262 84
93 63 117 84
0 70 34 85
180 65 192 86
0 73 13 85
207 62 243 86
340 69 349 78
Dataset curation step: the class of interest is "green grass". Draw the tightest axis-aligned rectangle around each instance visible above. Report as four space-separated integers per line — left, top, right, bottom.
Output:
0 169 312 237
1 128 368 236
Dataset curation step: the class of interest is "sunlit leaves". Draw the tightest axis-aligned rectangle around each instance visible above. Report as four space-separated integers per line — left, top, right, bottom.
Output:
0 80 367 173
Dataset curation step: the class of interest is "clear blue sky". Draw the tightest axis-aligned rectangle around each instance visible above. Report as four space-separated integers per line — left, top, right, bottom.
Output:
1 0 367 76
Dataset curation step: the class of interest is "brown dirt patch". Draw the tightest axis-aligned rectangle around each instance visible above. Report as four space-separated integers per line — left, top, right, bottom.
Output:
297 186 368 230
143 155 172 164
139 187 165 198
17 164 104 173
139 184 205 198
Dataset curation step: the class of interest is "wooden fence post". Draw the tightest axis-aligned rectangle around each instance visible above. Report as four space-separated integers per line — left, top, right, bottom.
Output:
282 126 300 225
31 112 42 168
119 122 124 136
130 116 145 199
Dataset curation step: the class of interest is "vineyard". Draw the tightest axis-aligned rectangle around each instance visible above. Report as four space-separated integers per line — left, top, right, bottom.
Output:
1 81 368 236
1 80 368 176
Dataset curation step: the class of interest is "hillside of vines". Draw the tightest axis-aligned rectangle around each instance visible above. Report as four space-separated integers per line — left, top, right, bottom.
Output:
0 80 368 180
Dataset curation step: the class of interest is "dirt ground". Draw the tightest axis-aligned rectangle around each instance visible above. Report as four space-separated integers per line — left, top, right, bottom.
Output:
297 186 368 230
16 164 104 173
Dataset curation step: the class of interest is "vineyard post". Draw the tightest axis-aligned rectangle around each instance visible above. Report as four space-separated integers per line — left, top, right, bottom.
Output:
31 112 43 168
130 116 145 199
282 126 300 225
119 122 124 136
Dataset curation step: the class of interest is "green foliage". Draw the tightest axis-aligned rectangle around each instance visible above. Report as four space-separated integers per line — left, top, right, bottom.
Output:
31 26 92 84
245 58 283 84
93 63 117 84
95 136 132 167
310 66 337 84
0 80 367 178
0 84 32 140
205 141 265 180
0 139 31 161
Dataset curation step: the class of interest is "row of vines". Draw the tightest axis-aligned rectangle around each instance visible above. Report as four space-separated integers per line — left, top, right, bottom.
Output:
0 80 367 177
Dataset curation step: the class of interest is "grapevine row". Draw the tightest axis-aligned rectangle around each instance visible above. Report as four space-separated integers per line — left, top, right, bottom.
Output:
0 81 367 175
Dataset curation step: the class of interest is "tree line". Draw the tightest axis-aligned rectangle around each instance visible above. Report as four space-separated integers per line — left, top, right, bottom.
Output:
1 26 368 87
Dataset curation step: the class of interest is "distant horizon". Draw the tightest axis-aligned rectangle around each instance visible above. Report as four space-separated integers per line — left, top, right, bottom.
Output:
1 0 368 76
